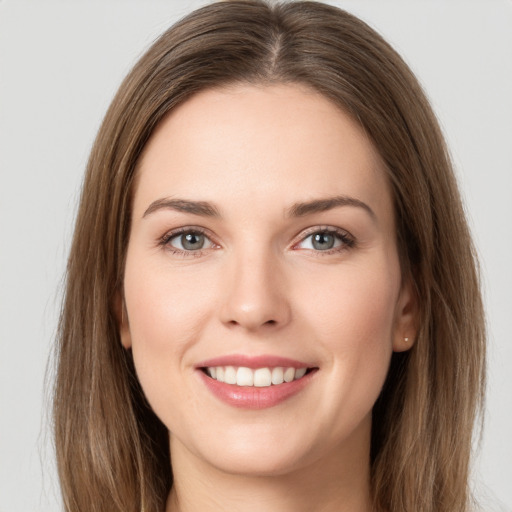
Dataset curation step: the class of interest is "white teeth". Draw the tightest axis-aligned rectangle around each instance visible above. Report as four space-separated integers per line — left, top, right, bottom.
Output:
284 367 295 383
271 367 284 385
205 365 309 387
254 368 272 387
295 367 307 379
224 366 237 385
236 367 253 386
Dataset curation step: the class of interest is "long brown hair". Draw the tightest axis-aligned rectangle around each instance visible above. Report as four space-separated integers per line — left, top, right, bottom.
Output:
53 1 486 511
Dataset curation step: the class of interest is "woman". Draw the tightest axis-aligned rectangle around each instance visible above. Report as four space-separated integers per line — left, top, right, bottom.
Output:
53 1 486 511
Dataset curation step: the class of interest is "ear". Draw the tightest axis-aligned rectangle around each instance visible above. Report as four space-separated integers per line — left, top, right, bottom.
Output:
114 291 132 350
392 277 419 352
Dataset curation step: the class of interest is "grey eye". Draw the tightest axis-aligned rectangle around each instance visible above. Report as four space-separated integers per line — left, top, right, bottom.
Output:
311 232 336 250
296 230 349 252
181 232 205 250
169 231 214 251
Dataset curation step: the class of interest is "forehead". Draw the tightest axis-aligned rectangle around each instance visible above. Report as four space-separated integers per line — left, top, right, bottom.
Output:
134 83 392 222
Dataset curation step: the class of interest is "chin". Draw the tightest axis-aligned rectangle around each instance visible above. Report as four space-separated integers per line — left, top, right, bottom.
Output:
172 423 317 478
205 447 310 478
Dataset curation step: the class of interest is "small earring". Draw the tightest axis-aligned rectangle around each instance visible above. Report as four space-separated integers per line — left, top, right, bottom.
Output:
404 337 409 342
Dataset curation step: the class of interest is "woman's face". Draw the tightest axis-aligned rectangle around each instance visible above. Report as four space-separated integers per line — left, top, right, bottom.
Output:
120 84 416 477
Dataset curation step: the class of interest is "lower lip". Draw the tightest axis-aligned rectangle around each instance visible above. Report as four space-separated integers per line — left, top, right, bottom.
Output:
198 370 316 409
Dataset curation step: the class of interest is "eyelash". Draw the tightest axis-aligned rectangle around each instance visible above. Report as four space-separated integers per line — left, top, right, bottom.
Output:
159 226 356 258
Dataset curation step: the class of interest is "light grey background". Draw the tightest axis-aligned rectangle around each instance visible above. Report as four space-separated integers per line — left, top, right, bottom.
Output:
1 1 511 511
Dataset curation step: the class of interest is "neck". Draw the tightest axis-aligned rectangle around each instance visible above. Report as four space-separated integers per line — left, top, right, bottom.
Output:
166 421 373 512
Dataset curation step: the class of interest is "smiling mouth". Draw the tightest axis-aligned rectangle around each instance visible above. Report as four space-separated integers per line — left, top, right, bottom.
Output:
201 366 316 387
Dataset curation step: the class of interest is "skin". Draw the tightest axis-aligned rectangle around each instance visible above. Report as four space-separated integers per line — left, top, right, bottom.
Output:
119 83 417 512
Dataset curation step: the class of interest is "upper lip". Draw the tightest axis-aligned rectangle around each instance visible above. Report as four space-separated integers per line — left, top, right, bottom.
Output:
196 354 313 369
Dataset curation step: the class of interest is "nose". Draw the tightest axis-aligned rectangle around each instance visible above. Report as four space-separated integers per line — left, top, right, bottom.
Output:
219 248 291 332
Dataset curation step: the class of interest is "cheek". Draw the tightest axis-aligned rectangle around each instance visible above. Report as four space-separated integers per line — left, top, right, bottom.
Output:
124 252 216 352
299 259 400 346
121 250 219 419
296 259 399 415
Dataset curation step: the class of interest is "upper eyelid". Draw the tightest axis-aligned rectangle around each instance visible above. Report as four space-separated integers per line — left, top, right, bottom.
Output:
299 225 350 236
161 225 215 242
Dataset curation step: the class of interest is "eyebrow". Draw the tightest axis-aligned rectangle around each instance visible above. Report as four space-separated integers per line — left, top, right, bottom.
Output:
287 195 376 221
143 198 221 218
142 195 376 221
